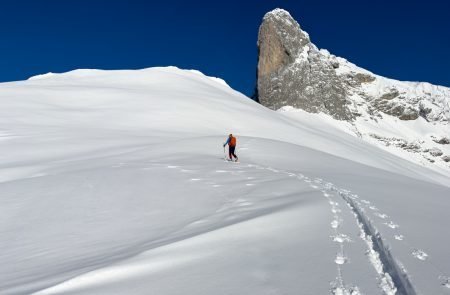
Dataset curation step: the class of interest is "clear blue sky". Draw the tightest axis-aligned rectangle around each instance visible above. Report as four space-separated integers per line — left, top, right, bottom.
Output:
0 0 449 96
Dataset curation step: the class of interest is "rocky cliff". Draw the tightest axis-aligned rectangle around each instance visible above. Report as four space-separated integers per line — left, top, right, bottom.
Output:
256 8 450 171
255 8 450 124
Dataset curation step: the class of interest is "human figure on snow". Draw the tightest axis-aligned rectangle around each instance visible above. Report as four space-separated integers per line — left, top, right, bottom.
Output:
223 134 238 162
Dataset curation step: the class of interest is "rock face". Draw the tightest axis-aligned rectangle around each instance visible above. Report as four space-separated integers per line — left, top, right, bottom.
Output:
255 9 450 124
256 9 352 120
255 9 450 171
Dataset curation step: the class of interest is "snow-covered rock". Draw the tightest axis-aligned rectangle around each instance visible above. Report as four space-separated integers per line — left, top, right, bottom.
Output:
256 9 351 120
256 8 450 124
256 8 450 173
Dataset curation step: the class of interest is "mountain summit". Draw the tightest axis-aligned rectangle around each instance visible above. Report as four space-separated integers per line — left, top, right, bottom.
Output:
256 8 450 169
256 8 352 120
256 8 449 122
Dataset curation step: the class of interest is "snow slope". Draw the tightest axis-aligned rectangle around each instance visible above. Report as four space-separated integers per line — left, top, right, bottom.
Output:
320 46 450 173
279 106 450 179
334 55 450 173
1 67 449 294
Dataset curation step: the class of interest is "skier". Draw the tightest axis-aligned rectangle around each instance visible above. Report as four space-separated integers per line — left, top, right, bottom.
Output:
223 134 238 162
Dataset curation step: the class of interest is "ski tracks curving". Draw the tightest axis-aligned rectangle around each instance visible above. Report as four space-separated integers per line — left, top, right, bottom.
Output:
244 163 450 294
143 158 449 294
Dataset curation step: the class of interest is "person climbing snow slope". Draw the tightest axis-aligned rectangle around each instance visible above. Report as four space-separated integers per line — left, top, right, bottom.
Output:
223 134 238 162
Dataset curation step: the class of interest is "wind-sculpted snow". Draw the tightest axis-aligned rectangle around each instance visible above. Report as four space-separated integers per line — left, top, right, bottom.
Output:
1 67 449 294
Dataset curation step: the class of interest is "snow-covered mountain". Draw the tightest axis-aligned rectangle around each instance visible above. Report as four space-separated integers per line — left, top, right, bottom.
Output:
1 67 449 294
256 8 450 173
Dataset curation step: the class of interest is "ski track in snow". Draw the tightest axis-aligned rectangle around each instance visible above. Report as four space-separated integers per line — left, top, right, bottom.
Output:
306 177 449 294
311 177 360 294
304 178 353 293
236 161 449 293
142 161 363 294
156 159 450 294
37 158 450 295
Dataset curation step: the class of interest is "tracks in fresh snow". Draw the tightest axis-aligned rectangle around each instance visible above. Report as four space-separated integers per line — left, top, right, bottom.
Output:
326 185 450 293
242 164 449 294
122 157 450 294
245 164 398 293
314 177 361 295
246 165 367 294
330 186 413 295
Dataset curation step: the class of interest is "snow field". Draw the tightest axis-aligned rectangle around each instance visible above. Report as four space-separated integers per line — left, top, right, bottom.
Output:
1 67 449 294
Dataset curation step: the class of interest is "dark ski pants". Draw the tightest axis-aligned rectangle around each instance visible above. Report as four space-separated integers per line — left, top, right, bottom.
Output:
229 146 238 160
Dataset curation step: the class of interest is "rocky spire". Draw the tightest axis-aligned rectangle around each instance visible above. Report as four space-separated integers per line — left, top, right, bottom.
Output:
255 8 353 120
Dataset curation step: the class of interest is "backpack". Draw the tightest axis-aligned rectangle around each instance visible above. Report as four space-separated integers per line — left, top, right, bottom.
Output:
230 136 236 147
